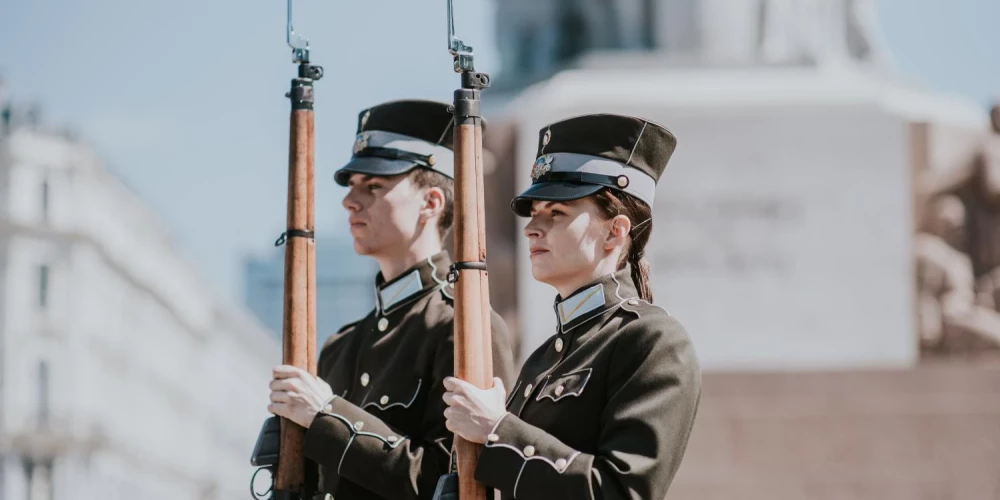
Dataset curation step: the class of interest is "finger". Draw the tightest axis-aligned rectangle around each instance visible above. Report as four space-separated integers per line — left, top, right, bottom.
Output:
270 391 293 404
442 391 457 406
443 407 456 420
273 365 306 379
443 377 472 395
448 377 479 394
268 402 291 417
492 377 506 393
445 418 456 433
270 378 304 393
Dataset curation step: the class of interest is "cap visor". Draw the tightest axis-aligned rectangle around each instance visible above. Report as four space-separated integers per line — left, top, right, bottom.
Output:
334 156 418 186
509 181 604 217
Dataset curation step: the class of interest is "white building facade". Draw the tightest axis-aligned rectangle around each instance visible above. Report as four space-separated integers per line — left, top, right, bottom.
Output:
0 111 279 499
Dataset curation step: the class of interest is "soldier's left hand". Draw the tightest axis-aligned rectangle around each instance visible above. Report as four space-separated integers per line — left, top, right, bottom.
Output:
442 376 507 444
269 365 334 428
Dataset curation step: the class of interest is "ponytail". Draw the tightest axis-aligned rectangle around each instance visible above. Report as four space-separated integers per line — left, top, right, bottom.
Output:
627 244 654 303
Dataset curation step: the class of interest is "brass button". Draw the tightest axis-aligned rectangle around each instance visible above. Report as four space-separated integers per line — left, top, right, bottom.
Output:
322 402 334 413
627 299 639 306
554 385 565 397
487 433 499 443
354 421 364 431
555 458 567 469
377 317 389 331
554 338 564 353
360 373 370 387
379 395 389 405
387 435 398 443
524 384 533 398
523 445 536 457
616 175 629 188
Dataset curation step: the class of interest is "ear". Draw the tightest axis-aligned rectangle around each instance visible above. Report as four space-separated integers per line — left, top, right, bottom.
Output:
420 186 446 223
604 214 631 252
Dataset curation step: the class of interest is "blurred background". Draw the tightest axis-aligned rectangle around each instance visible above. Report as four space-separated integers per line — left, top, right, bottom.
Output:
1 0 999 498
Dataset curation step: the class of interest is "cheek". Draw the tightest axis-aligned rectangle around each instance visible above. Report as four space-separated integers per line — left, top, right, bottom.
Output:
546 222 597 267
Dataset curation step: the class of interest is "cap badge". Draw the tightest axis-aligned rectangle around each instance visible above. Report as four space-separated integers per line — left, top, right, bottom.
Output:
531 155 553 181
352 132 369 155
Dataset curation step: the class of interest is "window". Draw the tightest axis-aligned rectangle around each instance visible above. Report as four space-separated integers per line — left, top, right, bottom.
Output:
38 265 49 309
41 179 50 222
37 361 50 424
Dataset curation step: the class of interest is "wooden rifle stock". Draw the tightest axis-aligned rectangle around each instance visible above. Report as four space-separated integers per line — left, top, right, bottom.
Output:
274 62 322 499
452 83 493 500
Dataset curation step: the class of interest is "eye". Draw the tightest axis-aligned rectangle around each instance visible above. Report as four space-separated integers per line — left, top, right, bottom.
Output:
550 208 566 216
367 183 383 192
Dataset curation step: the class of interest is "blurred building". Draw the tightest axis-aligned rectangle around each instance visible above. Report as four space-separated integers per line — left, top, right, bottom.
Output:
481 1 1000 498
243 237 377 349
0 92 278 499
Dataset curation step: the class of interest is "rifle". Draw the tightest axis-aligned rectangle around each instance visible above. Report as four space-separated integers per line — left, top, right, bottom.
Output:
445 2 494 499
251 0 322 498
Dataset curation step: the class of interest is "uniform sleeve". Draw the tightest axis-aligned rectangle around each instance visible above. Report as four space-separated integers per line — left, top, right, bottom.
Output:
474 315 701 500
301 310 517 500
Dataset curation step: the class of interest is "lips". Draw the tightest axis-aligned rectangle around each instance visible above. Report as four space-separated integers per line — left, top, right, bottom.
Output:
529 246 549 257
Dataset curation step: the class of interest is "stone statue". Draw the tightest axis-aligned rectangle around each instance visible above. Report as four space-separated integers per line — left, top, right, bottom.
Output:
916 195 1000 355
916 104 1000 356
757 0 891 66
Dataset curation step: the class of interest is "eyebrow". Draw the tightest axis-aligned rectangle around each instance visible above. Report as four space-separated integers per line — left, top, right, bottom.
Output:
348 174 376 186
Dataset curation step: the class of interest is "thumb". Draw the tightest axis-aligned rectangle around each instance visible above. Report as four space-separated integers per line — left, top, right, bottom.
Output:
492 377 506 395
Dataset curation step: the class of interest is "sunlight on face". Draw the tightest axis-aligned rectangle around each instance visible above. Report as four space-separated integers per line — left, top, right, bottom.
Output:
523 198 611 293
341 173 425 257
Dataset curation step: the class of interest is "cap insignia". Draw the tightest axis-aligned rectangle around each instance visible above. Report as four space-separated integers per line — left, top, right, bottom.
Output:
531 155 552 181
352 132 369 155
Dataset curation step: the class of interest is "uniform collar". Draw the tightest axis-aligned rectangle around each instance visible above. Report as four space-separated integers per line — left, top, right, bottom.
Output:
553 266 639 334
374 251 452 315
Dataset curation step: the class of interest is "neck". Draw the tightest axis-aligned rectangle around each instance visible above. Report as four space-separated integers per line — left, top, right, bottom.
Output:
375 233 443 283
554 257 619 300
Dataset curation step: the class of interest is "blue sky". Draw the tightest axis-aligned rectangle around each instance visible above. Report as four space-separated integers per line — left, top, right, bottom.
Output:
1 0 997 304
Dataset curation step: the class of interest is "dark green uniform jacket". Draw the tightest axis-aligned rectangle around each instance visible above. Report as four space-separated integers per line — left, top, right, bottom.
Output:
303 251 515 499
475 266 701 500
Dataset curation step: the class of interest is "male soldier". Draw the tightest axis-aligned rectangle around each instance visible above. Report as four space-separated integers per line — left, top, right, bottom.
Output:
267 99 516 499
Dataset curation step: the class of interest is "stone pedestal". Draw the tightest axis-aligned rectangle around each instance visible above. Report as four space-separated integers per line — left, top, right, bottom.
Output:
503 65 986 370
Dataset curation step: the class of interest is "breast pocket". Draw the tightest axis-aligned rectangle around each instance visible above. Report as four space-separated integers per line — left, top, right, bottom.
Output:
536 368 592 402
362 378 424 412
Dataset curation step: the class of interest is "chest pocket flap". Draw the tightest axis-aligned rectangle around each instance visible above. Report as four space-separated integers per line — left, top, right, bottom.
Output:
536 368 592 402
363 378 423 411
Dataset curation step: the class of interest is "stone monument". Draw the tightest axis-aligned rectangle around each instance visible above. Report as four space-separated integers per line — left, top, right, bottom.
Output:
488 0 990 370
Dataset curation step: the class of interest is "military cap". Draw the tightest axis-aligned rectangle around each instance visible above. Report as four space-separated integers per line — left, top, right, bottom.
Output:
334 99 457 186
510 113 677 217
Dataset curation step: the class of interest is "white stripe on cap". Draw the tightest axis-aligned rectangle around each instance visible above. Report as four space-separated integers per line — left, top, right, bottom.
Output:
545 152 657 206
360 130 455 178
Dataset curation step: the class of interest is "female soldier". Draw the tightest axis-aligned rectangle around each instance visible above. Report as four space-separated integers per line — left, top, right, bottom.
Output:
442 113 701 500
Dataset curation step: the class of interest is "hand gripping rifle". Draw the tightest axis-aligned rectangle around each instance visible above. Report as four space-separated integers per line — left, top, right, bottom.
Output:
251 0 322 498
438 2 494 499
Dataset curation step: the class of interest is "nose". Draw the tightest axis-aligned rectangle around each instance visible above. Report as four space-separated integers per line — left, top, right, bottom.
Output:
342 189 361 212
523 216 544 239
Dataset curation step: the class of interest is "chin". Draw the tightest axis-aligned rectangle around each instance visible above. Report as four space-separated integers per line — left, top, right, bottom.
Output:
352 239 377 257
529 261 561 288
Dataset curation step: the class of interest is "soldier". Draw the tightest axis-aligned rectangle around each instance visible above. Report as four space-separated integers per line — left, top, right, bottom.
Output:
267 99 516 500
442 113 702 499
